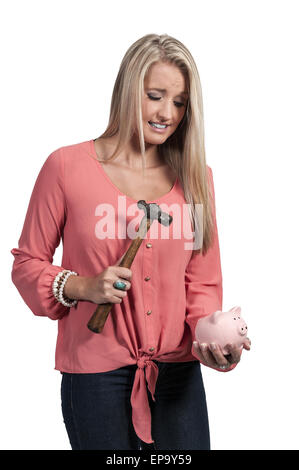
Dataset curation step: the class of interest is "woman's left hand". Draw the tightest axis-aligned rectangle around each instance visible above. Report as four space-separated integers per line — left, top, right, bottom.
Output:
192 337 251 371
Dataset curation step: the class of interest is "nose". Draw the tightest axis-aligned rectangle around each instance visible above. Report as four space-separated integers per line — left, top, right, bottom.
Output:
157 98 174 122
238 324 248 336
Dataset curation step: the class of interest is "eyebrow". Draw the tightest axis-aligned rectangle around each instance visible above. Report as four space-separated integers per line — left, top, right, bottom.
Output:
146 87 189 96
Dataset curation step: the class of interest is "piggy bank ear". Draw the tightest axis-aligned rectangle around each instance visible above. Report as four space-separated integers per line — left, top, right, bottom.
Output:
210 310 223 324
229 306 242 316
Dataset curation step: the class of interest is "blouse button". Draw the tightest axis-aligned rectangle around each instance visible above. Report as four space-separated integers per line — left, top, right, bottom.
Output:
144 276 151 281
146 243 152 248
149 347 155 352
146 310 152 315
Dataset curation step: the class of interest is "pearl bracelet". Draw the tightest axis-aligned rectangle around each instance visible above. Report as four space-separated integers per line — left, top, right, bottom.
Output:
52 270 78 308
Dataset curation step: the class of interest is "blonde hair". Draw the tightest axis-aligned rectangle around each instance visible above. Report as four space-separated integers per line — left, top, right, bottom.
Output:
94 33 216 255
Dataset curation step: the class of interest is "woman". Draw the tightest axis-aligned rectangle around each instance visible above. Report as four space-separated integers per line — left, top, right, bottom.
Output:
11 33 250 450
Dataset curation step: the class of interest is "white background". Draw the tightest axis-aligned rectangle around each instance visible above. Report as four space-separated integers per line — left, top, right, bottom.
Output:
1 0 299 450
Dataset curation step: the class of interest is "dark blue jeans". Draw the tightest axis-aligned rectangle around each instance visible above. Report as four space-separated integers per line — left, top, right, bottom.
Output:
60 360 210 450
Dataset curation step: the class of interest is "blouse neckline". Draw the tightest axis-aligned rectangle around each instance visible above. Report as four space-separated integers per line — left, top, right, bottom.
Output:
88 139 178 204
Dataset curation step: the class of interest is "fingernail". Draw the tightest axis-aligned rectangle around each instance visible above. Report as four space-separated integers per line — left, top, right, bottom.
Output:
200 343 208 351
210 343 217 350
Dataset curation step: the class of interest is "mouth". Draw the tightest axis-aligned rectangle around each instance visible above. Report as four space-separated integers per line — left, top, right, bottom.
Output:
148 121 169 132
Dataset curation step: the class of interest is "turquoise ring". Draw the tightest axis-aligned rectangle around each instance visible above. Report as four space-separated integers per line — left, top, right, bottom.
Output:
113 280 127 290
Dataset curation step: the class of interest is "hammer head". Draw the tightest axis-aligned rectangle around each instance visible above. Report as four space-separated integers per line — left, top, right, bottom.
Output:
137 200 173 226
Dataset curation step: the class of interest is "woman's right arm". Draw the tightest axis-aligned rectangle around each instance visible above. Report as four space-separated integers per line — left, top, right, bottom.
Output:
10 147 71 320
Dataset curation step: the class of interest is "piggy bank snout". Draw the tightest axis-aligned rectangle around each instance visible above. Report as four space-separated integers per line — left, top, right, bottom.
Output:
238 322 248 336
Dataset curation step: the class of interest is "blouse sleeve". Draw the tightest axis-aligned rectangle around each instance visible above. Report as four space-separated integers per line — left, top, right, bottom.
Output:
10 147 71 321
185 166 223 339
185 167 238 372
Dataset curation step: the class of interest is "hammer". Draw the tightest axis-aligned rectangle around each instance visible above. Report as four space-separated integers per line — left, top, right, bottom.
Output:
87 200 173 333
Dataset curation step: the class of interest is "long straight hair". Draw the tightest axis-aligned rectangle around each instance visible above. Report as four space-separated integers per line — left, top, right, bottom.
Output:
94 34 216 255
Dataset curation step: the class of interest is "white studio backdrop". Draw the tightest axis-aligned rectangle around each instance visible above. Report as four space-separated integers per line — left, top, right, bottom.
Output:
1 0 298 450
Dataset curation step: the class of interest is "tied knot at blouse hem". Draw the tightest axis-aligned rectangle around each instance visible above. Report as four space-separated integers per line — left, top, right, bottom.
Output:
10 139 223 445
132 353 159 444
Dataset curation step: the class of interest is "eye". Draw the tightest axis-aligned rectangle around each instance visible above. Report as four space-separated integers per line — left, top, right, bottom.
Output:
147 94 185 108
174 101 185 108
147 93 160 101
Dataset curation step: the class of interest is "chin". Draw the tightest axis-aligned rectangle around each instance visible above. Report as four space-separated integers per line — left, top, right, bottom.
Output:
143 131 170 144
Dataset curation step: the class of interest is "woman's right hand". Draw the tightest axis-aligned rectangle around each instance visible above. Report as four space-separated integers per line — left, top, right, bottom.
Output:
83 264 132 305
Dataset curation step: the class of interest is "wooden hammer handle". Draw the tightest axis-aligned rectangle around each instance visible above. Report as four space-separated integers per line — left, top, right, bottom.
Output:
87 217 152 333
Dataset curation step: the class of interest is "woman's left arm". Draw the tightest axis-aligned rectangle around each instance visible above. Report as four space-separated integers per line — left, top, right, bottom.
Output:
185 166 250 372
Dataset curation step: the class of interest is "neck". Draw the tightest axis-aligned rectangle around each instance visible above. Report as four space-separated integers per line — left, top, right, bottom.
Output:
95 134 164 170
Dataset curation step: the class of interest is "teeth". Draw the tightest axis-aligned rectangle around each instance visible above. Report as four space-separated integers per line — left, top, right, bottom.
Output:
149 121 167 129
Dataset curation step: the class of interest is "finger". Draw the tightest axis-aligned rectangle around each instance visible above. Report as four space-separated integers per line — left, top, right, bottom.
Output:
209 343 230 367
243 337 251 350
192 342 208 365
112 287 127 298
192 341 205 362
109 290 127 304
199 343 218 366
225 343 241 364
114 254 132 279
113 266 133 281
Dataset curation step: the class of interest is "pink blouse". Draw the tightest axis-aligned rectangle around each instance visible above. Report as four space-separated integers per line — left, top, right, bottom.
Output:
11 139 224 445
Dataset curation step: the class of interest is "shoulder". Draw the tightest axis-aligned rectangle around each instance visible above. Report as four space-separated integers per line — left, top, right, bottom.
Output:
50 139 89 158
45 139 91 168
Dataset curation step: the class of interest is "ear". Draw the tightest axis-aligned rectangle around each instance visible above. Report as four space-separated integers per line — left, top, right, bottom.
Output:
229 306 242 316
210 310 223 324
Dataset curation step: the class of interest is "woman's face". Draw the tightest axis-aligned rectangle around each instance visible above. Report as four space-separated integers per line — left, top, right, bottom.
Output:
141 61 188 145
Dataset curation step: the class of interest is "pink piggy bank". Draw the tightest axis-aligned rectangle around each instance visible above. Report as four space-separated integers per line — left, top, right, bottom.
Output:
195 306 248 355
